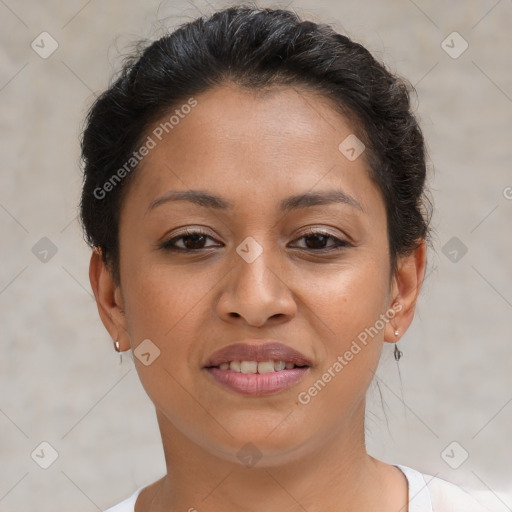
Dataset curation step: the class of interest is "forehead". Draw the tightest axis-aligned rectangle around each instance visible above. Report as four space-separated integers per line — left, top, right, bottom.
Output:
121 84 381 216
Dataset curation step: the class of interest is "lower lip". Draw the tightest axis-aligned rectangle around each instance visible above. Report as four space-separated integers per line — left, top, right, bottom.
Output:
205 367 309 396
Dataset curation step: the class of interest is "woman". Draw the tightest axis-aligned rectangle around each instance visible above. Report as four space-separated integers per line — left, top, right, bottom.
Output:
80 6 490 511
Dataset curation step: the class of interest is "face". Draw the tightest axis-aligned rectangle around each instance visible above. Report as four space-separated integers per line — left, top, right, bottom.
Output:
91 83 424 466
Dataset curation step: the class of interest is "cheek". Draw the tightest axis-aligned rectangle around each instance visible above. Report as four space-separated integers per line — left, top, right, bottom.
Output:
120 264 211 416
120 258 222 396
302 256 390 388
305 257 390 338
121 257 207 339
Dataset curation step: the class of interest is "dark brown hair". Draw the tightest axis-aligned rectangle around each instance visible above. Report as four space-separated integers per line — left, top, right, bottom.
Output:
80 6 431 282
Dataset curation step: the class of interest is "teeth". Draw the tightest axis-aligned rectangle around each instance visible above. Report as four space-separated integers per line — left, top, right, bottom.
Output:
218 360 294 373
229 361 241 372
240 361 258 374
257 361 275 374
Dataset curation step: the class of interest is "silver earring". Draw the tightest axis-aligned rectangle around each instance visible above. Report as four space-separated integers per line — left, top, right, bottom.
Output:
393 329 403 361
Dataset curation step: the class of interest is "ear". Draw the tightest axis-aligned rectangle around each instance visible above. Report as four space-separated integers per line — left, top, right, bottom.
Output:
89 248 129 351
384 240 427 343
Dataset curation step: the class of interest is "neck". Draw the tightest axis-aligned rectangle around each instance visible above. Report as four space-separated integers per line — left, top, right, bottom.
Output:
142 402 404 512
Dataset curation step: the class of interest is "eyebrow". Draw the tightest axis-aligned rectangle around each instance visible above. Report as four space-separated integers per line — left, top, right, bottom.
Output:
146 189 364 214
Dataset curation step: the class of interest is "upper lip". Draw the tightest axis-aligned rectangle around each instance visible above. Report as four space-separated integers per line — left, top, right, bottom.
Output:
204 341 312 368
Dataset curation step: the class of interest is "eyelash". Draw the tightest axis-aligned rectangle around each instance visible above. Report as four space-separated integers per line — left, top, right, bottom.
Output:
159 228 350 253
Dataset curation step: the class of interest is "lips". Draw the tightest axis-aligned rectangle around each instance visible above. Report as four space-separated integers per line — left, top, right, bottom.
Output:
204 341 312 369
203 341 312 396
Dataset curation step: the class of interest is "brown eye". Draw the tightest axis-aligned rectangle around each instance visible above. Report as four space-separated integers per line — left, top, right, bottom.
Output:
290 230 350 252
160 230 221 251
304 233 330 249
180 233 207 250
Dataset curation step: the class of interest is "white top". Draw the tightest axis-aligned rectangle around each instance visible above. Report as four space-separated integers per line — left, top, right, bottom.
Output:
103 465 491 511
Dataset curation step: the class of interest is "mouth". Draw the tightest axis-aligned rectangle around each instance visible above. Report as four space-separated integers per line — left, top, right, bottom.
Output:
203 341 312 396
208 360 306 372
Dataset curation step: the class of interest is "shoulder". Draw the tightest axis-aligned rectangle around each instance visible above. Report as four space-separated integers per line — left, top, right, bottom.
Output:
103 477 164 511
397 465 492 512
427 475 492 512
103 486 144 512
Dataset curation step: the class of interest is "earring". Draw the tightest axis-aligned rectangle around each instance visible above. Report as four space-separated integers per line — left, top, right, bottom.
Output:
114 339 122 364
393 329 403 361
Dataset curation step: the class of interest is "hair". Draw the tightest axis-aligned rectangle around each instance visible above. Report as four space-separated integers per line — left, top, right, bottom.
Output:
80 5 432 283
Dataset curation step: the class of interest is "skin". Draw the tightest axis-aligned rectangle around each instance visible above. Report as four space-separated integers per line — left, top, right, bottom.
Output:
90 83 426 512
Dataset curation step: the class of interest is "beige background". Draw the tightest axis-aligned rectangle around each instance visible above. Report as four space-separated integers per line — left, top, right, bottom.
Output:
1 0 511 510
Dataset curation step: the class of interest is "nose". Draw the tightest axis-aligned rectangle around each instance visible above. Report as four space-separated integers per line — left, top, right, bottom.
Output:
216 247 297 327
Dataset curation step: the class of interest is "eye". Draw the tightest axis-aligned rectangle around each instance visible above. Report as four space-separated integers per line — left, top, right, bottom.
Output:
159 228 349 253
290 229 350 252
159 229 222 251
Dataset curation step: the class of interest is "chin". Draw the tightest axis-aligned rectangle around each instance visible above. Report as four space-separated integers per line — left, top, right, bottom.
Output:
199 416 318 468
